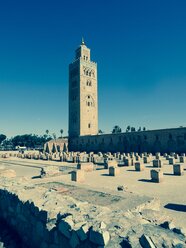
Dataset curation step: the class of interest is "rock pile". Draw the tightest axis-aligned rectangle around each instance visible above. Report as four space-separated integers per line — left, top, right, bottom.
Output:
0 176 185 247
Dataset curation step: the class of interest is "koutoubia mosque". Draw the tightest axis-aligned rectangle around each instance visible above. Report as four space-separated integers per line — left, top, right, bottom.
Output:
45 39 186 154
69 38 98 137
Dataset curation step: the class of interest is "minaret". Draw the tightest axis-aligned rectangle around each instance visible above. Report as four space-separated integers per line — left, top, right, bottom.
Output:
69 39 98 137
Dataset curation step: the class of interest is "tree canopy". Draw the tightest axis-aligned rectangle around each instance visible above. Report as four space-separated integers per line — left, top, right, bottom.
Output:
11 134 52 148
0 134 6 144
112 126 122 134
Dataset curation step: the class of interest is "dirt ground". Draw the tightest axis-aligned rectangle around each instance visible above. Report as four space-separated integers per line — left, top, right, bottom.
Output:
0 156 186 229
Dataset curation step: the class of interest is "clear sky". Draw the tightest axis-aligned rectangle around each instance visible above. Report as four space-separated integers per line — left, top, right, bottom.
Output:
0 0 186 138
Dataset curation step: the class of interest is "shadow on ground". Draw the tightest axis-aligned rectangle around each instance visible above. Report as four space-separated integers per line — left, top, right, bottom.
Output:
32 175 41 179
138 179 155 183
163 173 174 176
164 203 186 212
101 173 111 176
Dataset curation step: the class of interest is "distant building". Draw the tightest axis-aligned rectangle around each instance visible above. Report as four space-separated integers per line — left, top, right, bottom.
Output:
43 138 68 153
46 40 186 154
68 40 186 153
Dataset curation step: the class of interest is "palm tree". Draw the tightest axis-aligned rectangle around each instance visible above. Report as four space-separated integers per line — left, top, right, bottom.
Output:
98 129 103 134
46 130 49 136
131 127 136 132
60 129 63 138
138 127 141 132
126 126 130 132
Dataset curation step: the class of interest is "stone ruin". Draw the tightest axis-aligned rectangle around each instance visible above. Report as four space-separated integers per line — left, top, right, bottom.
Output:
0 150 186 247
0 176 185 248
1 150 186 183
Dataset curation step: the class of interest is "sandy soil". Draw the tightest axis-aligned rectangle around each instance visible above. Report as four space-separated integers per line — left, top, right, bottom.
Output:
0 157 186 229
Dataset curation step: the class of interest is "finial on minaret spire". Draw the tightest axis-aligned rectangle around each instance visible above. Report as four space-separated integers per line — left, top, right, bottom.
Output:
81 37 85 45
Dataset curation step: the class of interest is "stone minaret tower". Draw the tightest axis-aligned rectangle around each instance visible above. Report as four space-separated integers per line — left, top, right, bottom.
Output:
69 39 98 137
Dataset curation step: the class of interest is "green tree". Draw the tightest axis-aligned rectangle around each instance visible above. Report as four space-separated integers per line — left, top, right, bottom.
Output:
98 129 103 134
126 126 130 132
11 134 52 149
131 127 136 132
0 134 6 144
112 126 122 134
60 129 63 138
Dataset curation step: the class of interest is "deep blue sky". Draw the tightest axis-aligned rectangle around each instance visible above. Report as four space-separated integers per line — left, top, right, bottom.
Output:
0 0 186 137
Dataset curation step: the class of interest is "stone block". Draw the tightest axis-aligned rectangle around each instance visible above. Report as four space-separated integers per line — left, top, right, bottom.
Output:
174 154 179 159
179 156 185 163
40 241 48 248
71 170 85 183
58 216 74 239
139 234 156 248
153 159 163 168
135 156 140 161
173 164 184 176
36 221 44 238
109 166 120 176
104 160 118 169
166 155 170 160
69 231 80 248
48 245 59 248
169 158 175 165
76 224 89 241
144 157 150 163
77 162 94 172
39 210 48 223
151 169 163 183
155 152 161 156
160 221 176 230
124 158 133 166
89 228 110 246
135 162 144 171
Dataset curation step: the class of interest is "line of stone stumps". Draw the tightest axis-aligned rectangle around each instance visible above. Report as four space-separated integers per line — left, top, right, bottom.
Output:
70 151 185 184
0 151 186 247
1 151 185 184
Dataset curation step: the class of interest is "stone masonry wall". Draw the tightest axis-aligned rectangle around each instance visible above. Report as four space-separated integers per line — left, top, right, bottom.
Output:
0 190 73 248
69 127 186 154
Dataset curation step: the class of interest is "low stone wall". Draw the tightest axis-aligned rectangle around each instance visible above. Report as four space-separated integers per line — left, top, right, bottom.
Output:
0 188 117 248
69 127 186 154
0 190 71 248
0 182 186 247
